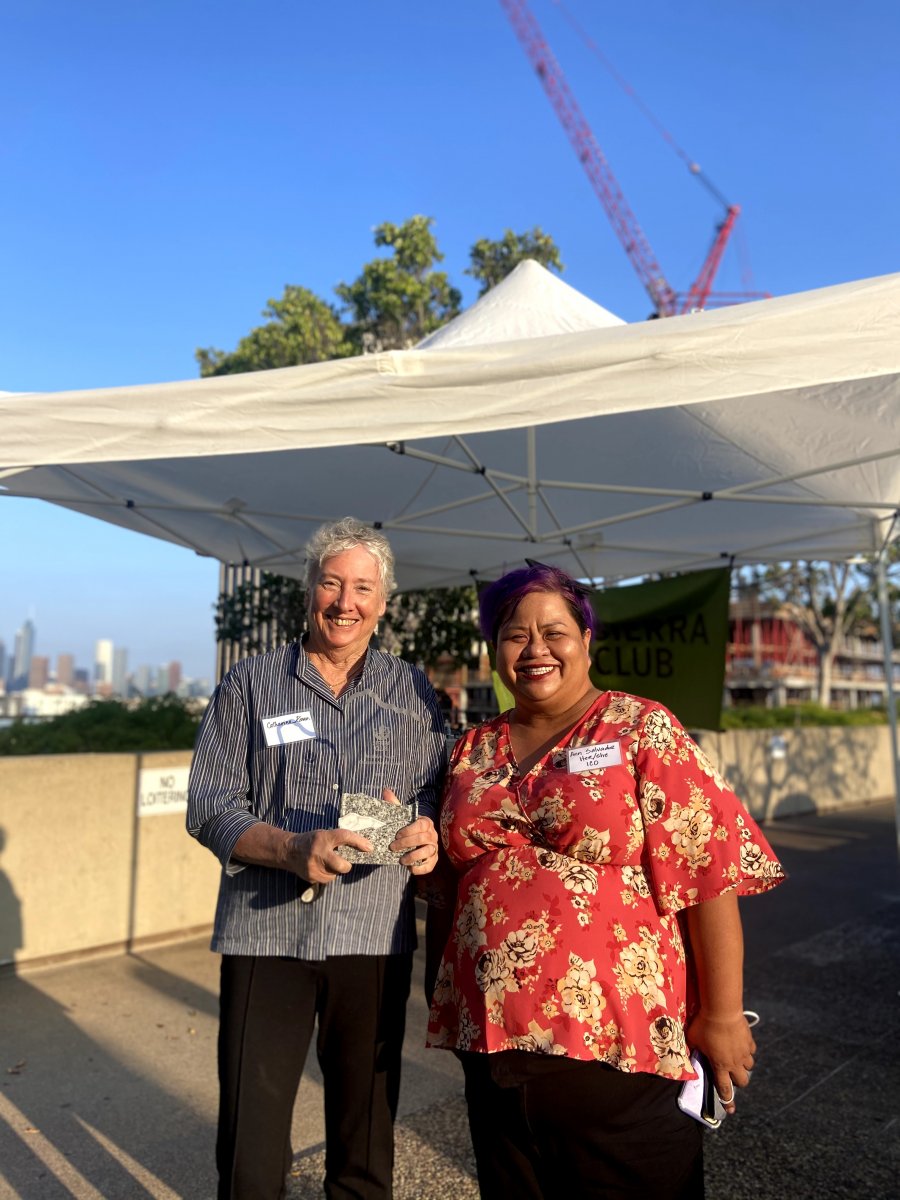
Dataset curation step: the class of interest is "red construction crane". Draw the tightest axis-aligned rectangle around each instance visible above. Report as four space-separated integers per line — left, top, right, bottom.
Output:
500 0 766 315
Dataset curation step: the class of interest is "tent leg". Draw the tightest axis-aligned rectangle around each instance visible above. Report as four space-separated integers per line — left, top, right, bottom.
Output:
876 553 900 857
526 426 537 537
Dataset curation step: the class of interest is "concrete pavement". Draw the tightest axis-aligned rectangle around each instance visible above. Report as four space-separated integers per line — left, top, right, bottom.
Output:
1 801 897 1199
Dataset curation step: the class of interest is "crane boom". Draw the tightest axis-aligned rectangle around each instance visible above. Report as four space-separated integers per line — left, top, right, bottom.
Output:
680 204 740 311
501 0 759 315
500 0 679 315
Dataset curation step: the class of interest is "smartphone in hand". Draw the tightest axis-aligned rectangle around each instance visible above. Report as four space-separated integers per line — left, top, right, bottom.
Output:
677 1050 727 1129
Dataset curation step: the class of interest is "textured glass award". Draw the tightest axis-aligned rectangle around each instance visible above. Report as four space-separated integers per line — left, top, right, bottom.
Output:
335 792 416 864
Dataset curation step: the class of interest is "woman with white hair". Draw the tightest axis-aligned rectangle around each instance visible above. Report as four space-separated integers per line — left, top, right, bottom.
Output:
188 517 446 1200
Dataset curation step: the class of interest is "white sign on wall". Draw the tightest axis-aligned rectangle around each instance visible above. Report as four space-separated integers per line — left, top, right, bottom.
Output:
138 766 190 816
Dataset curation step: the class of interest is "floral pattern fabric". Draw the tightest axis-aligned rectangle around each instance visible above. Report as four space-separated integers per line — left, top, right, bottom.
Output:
426 691 785 1080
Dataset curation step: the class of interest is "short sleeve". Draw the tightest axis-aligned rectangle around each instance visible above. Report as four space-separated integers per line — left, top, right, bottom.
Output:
633 702 785 915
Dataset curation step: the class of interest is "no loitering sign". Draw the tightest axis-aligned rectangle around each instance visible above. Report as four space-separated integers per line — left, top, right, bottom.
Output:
138 766 190 816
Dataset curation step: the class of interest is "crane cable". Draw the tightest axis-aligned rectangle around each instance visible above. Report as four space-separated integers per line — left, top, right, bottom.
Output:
550 0 732 211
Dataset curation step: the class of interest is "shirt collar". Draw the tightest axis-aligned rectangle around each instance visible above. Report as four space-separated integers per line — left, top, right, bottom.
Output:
292 636 391 693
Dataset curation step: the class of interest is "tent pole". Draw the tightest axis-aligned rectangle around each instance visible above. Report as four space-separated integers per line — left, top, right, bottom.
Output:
875 552 900 856
527 427 538 537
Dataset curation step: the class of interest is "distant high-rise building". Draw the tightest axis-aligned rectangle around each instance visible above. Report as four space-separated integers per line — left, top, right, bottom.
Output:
28 656 50 690
167 661 182 693
94 639 114 688
0 639 7 685
11 619 35 691
154 665 169 695
73 668 90 693
133 664 153 696
112 647 129 696
56 654 75 687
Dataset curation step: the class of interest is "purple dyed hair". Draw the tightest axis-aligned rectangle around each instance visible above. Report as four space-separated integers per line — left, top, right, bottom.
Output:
478 563 596 644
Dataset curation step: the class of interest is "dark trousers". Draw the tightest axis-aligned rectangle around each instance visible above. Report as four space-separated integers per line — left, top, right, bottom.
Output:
460 1051 705 1200
217 953 413 1200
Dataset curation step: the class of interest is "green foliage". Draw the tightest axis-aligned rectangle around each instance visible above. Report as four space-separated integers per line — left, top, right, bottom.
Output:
215 572 307 653
196 286 351 377
467 227 563 295
197 219 566 370
720 703 889 730
382 586 480 667
847 543 900 639
0 696 202 756
335 216 461 351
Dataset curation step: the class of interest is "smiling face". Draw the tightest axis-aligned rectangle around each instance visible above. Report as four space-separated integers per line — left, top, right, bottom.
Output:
495 589 592 713
306 544 387 659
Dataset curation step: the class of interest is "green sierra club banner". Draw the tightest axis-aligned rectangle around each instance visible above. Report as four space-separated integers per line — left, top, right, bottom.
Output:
489 568 730 731
589 568 730 730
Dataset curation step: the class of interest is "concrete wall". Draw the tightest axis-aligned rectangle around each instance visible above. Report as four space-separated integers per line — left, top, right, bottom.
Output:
0 750 220 970
696 724 895 823
0 728 895 969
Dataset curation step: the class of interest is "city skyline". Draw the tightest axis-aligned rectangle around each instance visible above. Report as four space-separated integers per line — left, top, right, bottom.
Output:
1 613 207 692
0 516 219 682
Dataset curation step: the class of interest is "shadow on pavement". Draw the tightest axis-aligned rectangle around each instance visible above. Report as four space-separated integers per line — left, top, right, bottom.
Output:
704 802 900 1200
0 950 219 1199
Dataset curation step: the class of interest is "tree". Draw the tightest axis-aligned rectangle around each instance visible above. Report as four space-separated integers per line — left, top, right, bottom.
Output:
201 217 560 668
381 587 479 667
757 561 871 707
197 219 563 368
466 227 563 295
196 287 350 377
0 696 201 755
335 216 461 352
214 571 307 653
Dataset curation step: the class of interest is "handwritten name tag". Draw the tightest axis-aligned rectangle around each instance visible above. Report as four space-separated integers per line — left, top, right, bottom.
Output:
566 741 622 773
262 710 316 747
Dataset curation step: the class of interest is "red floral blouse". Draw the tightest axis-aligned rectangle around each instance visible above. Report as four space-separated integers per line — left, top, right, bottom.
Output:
426 692 785 1080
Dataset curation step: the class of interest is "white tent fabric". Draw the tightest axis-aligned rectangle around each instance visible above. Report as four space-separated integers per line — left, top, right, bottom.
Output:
416 258 624 348
2 264 899 590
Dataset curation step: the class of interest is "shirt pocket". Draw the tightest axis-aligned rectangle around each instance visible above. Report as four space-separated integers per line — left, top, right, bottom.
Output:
257 737 342 817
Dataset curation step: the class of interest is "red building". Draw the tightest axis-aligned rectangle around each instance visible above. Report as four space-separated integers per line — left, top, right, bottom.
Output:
726 597 897 709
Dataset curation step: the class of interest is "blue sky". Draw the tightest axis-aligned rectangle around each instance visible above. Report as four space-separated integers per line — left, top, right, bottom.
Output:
1 0 897 679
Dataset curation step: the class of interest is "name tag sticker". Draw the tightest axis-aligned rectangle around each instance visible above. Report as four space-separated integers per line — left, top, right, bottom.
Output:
262 710 316 747
566 741 622 773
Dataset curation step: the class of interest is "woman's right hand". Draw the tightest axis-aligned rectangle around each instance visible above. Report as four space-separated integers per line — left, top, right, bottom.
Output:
281 828 373 884
683 891 755 1115
685 1010 756 1113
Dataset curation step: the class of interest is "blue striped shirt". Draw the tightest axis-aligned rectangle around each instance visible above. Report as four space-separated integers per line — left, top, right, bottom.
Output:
187 641 446 958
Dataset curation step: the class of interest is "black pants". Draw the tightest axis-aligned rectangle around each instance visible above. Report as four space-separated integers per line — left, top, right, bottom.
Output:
217 953 413 1200
460 1051 705 1200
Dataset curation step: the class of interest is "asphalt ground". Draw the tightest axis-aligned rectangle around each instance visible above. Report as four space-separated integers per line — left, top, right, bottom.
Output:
1 800 897 1199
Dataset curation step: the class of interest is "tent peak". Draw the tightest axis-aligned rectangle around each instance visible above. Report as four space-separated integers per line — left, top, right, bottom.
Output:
416 258 624 350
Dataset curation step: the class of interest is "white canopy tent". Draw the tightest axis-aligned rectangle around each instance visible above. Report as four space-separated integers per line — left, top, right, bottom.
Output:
3 260 900 845
2 262 898 590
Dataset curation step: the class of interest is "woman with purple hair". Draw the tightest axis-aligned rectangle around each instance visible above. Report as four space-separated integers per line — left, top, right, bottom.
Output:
426 563 784 1198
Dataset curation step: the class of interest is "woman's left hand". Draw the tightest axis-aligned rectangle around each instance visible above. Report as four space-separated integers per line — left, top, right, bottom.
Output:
685 1010 756 1115
384 788 440 875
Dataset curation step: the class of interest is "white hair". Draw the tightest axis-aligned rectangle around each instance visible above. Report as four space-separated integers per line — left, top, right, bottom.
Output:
303 517 396 596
